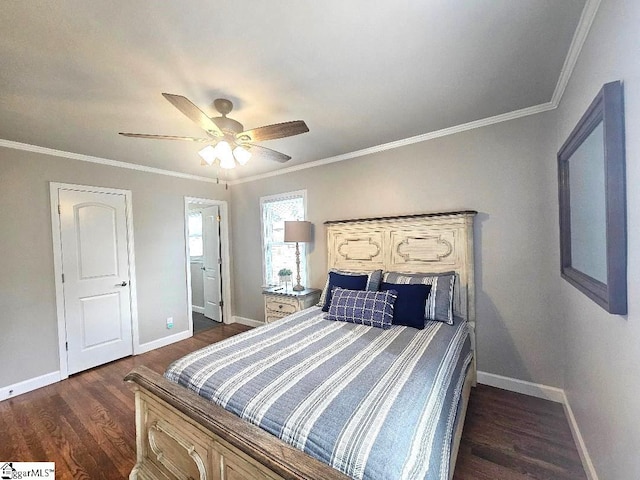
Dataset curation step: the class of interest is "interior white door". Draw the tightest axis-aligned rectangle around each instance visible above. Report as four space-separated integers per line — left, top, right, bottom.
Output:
58 188 133 374
202 206 222 322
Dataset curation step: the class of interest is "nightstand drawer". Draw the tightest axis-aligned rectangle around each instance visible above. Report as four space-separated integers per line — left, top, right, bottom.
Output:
265 297 298 316
265 311 288 323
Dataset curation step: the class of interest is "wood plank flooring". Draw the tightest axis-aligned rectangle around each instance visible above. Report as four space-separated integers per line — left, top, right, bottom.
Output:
454 386 586 480
1 324 586 480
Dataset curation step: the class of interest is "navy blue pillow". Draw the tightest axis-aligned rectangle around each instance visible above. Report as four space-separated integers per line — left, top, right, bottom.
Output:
380 282 432 329
322 271 369 311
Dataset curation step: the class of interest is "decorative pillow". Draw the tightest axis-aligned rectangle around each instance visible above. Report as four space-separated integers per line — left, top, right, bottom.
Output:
318 269 383 311
320 271 368 312
326 287 396 329
382 271 456 325
380 282 431 329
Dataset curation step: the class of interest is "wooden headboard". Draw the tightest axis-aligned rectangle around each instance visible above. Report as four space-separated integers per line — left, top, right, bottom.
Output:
325 211 477 324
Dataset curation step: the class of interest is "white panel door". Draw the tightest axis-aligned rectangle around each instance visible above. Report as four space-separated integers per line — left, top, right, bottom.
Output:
202 206 222 322
58 189 133 374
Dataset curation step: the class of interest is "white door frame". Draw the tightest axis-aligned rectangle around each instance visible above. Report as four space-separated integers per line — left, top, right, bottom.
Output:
184 197 232 332
50 182 140 379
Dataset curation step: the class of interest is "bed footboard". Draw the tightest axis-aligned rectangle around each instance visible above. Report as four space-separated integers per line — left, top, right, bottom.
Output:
125 365 349 480
125 363 473 480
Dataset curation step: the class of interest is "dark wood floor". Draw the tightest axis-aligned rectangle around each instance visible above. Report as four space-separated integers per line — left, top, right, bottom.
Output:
454 386 586 480
1 324 586 480
192 311 222 334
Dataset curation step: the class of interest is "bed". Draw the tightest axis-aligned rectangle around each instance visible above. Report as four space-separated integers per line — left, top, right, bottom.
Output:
125 210 477 480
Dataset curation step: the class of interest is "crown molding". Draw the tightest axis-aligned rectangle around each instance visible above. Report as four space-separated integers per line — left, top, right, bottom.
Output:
551 0 602 107
0 138 222 184
1 0 600 187
232 0 602 186
230 101 556 185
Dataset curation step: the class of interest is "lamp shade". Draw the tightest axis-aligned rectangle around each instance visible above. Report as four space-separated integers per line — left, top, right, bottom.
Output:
284 221 312 243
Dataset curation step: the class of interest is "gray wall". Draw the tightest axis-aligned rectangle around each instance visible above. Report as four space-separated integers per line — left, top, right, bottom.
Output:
552 0 640 478
0 147 225 387
231 110 563 388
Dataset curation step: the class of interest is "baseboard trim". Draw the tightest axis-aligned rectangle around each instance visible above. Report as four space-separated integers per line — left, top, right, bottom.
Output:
477 371 597 479
1 330 191 401
192 305 205 314
562 392 599 480
0 371 61 402
136 330 192 355
477 371 565 403
230 316 265 328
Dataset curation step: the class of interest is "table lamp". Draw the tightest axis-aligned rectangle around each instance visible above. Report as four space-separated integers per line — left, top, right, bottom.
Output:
284 221 312 291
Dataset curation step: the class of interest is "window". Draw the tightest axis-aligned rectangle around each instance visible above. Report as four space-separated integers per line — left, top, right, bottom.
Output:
260 190 307 286
188 211 203 258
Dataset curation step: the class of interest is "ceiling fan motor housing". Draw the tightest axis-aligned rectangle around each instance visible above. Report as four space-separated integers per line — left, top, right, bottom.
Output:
213 116 244 137
211 98 245 138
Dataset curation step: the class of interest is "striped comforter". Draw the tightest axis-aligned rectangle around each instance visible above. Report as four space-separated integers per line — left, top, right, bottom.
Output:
165 306 472 480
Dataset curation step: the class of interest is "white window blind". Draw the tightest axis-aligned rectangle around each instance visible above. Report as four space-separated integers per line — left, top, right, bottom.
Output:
260 191 307 286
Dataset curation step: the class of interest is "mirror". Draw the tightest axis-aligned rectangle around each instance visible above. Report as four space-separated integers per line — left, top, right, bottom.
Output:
558 81 626 314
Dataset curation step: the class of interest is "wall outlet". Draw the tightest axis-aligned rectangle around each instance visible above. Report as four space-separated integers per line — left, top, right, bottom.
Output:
166 317 174 329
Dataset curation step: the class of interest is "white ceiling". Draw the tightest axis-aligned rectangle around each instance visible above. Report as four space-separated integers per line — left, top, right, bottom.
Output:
0 1 586 181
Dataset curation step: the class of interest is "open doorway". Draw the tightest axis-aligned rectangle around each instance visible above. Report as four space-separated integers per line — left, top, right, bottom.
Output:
184 197 231 334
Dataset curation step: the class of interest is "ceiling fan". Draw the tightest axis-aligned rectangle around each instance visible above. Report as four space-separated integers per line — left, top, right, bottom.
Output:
119 93 309 169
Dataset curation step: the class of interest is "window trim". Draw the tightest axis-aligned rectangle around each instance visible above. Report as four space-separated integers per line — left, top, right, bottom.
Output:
259 190 308 287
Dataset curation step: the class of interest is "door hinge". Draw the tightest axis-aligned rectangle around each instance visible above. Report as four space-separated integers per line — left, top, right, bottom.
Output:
58 204 61 215
219 300 224 308
216 214 221 222
218 258 222 265
61 273 65 283
65 341 68 351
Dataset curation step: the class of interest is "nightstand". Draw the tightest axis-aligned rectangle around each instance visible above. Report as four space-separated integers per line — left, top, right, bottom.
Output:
262 287 321 323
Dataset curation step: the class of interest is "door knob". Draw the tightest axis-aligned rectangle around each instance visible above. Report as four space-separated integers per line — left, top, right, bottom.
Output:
117 281 128 287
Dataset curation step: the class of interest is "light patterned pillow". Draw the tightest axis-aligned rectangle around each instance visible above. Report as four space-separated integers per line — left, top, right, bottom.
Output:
382 271 456 325
317 269 383 308
325 287 396 329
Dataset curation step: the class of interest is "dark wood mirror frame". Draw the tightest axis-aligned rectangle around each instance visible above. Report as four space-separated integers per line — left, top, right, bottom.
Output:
558 80 627 314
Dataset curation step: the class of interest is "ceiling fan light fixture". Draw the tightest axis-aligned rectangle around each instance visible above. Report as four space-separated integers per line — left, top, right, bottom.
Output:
121 94 308 168
197 145 216 165
215 141 235 169
233 145 251 165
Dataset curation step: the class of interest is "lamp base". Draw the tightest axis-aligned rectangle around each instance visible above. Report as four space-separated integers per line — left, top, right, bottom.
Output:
292 284 305 291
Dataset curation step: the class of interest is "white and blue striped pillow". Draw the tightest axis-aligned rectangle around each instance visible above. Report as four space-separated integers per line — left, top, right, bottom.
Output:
382 271 456 325
325 287 396 329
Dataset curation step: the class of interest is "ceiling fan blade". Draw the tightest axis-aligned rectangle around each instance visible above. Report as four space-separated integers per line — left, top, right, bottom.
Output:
162 93 223 137
247 144 291 163
238 120 308 142
119 133 210 142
